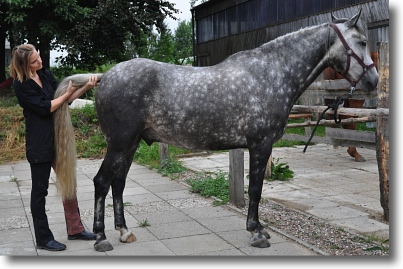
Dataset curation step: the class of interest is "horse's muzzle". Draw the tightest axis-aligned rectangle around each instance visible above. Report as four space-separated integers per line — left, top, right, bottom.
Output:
362 69 379 92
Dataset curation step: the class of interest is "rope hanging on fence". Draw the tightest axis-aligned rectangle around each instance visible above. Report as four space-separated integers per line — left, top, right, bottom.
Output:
303 88 354 153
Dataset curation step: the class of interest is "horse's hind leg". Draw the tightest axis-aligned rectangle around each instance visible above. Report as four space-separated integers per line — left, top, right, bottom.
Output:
247 141 272 248
111 158 137 244
93 137 140 252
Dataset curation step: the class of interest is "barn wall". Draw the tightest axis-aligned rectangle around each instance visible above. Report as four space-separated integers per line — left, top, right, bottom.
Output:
194 0 389 67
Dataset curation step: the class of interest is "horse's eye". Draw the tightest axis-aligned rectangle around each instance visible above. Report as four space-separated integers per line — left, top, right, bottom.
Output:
360 40 367 46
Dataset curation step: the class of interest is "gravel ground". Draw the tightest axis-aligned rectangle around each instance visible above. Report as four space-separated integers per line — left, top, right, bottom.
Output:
248 198 389 256
175 170 389 256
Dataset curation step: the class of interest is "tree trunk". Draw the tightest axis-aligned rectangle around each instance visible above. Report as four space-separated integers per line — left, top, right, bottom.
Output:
0 30 7 82
38 38 51 69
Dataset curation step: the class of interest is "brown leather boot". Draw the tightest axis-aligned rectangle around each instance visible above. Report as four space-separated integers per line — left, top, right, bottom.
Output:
63 198 85 235
63 198 96 240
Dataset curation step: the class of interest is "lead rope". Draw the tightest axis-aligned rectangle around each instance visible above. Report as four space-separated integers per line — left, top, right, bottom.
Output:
302 86 355 153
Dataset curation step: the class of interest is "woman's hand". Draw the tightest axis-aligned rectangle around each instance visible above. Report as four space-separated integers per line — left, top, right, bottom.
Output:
66 80 78 95
84 75 98 90
66 75 98 104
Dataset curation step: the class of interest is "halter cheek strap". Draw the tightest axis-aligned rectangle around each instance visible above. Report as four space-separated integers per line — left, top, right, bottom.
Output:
303 23 376 154
328 23 375 89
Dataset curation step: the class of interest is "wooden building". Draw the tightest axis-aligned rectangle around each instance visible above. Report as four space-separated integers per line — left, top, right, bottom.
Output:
192 0 389 68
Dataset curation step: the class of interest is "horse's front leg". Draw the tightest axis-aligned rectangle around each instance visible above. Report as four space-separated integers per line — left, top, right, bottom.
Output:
247 142 272 248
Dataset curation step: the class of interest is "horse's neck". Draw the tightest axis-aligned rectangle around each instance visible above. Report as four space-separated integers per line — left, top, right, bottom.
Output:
261 24 330 95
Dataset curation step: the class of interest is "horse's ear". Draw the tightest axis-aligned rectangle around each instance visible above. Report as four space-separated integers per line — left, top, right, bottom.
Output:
331 13 339 22
347 9 362 27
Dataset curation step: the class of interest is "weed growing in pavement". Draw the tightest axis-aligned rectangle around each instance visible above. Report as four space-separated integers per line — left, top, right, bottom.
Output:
139 219 150 227
186 171 229 206
268 157 294 181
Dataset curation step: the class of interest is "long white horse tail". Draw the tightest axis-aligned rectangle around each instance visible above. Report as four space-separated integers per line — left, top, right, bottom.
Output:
53 73 103 201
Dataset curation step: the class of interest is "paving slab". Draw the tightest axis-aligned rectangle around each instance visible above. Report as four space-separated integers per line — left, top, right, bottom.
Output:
0 158 319 256
179 144 389 239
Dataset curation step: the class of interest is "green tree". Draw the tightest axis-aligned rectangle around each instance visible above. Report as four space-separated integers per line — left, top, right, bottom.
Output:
0 2 11 81
149 26 175 63
2 0 179 70
136 24 175 64
173 20 193 65
4 0 92 69
59 0 179 69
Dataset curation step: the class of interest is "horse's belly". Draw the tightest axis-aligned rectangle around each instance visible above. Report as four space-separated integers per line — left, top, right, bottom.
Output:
143 123 248 151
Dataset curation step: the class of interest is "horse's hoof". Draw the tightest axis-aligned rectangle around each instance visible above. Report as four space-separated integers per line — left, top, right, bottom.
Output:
355 156 366 162
250 232 271 248
347 148 366 162
120 231 137 243
94 239 114 252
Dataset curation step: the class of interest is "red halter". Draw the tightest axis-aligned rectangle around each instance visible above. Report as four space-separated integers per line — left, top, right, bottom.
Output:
328 23 375 89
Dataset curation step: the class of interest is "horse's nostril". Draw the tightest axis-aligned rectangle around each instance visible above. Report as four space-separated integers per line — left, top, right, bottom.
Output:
367 81 377 91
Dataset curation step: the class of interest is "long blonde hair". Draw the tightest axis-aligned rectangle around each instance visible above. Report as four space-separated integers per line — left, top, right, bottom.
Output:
53 73 102 201
9 44 36 82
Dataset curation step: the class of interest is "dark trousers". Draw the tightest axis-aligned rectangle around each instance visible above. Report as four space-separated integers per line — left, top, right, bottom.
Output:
30 162 54 245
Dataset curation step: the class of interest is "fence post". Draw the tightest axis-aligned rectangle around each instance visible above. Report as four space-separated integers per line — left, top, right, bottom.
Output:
229 149 246 207
376 42 389 221
159 143 170 167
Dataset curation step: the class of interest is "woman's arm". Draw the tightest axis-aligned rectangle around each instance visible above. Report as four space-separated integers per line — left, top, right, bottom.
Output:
67 75 98 103
50 75 98 113
50 80 77 113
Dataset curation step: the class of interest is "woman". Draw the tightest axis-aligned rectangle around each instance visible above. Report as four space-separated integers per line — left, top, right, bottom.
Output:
9 44 97 251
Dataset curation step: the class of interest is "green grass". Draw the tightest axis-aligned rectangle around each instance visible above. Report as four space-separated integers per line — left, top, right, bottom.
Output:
187 171 230 205
139 219 151 227
134 140 190 175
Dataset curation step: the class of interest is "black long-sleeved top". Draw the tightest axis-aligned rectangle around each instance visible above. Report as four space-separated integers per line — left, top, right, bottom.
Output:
13 69 59 164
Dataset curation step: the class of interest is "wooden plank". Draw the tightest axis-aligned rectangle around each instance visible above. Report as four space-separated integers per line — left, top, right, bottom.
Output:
292 105 389 117
288 113 312 119
287 117 376 128
281 133 326 144
326 128 375 144
229 149 246 207
376 42 389 221
326 139 376 150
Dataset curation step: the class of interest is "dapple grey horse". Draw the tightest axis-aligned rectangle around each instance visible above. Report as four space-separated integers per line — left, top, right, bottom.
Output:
55 10 378 252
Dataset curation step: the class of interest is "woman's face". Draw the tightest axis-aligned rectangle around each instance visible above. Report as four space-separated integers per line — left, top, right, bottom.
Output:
29 50 43 72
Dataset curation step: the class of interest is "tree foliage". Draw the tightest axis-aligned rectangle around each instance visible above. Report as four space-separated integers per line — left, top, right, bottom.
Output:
173 20 194 65
60 0 179 69
2 0 179 70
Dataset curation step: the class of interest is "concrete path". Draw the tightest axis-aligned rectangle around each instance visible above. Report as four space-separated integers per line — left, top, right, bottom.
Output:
0 158 317 256
179 144 389 240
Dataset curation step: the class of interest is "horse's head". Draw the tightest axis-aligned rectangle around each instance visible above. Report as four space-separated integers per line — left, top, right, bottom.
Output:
328 10 378 92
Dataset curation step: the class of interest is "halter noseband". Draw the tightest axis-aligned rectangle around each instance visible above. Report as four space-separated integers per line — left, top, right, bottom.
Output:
328 23 375 91
303 23 376 154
